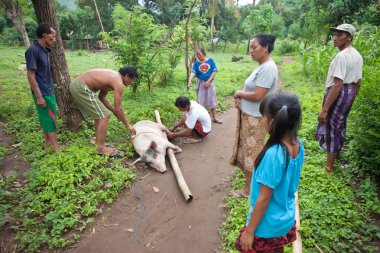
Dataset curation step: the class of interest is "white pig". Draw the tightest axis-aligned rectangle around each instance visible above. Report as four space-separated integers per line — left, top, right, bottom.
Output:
131 120 182 172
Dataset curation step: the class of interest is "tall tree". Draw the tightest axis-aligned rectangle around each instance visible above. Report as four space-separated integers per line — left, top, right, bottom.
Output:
0 0 30 47
185 0 198 91
32 0 83 131
208 0 218 52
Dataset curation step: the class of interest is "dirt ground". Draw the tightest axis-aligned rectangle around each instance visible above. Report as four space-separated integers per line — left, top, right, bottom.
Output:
63 107 237 253
0 106 238 253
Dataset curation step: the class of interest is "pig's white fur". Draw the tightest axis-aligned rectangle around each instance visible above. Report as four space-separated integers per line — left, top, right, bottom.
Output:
131 120 182 172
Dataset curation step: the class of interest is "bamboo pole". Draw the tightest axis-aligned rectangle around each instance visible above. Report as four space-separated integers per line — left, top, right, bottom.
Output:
292 191 302 252
154 110 193 202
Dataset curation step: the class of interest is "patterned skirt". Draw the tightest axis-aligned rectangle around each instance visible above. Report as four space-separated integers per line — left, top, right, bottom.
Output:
230 110 266 172
235 222 297 253
316 84 357 155
196 79 217 109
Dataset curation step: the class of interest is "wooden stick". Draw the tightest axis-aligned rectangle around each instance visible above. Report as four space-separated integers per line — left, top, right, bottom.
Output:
154 110 193 202
292 191 302 253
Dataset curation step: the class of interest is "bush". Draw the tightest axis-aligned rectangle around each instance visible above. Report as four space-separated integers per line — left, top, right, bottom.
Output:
277 39 300 54
0 27 23 45
348 66 380 176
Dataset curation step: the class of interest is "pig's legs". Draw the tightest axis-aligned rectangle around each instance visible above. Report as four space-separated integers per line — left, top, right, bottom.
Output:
166 141 182 153
95 116 114 155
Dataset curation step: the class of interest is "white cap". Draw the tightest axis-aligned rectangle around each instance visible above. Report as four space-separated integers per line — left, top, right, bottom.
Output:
330 24 356 36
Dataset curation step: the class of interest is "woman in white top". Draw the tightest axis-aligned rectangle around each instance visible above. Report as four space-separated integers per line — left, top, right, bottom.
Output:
230 34 278 198
316 24 363 172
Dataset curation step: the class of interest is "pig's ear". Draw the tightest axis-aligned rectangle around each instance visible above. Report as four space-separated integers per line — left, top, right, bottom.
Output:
150 141 157 150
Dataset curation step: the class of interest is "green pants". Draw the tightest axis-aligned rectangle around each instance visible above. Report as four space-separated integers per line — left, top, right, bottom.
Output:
32 94 57 133
69 79 110 119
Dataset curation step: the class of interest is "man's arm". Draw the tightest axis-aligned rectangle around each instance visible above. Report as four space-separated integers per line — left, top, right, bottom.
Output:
169 116 186 131
27 69 46 108
355 79 361 95
166 127 193 140
108 84 135 134
98 90 114 112
318 77 343 123
233 86 269 102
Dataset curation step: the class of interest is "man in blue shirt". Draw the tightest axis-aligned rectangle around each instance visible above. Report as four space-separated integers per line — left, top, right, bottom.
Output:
25 24 59 152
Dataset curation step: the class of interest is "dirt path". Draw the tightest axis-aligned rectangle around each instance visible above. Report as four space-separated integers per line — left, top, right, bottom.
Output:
0 122 30 252
65 107 237 253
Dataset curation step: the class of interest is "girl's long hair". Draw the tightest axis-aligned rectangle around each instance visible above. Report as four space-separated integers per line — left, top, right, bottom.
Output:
254 92 302 169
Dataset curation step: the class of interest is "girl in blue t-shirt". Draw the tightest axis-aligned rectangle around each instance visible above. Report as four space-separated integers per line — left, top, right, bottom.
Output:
187 48 222 124
235 92 304 252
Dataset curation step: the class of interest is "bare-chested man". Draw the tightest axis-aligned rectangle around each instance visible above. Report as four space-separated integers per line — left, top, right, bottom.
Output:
70 66 138 156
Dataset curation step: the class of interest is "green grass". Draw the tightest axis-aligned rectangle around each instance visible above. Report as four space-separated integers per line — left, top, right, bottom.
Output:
220 58 380 253
1 44 378 252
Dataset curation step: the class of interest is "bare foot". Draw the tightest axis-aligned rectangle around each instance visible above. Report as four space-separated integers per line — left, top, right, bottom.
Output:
229 189 249 198
97 147 119 157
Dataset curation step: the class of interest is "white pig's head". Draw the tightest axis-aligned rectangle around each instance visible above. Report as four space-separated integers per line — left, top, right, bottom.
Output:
140 141 166 173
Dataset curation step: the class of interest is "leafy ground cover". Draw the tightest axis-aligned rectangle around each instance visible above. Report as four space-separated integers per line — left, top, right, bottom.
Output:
220 59 380 252
0 44 378 252
0 45 259 251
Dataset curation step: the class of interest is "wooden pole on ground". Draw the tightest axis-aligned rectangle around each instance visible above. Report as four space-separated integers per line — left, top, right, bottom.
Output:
154 110 193 203
292 191 302 252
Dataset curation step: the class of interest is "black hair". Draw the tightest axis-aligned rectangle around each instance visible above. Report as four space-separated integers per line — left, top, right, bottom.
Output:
36 24 54 39
119 66 139 78
254 92 302 169
253 34 277 53
175 96 190 108
197 48 206 56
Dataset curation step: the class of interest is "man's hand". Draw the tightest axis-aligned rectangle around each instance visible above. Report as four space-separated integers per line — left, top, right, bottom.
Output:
165 129 175 140
128 125 136 138
204 80 210 88
240 230 254 251
36 96 46 108
187 81 192 89
318 110 328 123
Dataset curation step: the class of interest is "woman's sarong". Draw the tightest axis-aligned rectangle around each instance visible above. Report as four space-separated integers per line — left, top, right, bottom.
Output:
230 110 266 172
316 84 357 155
234 221 297 253
196 79 217 109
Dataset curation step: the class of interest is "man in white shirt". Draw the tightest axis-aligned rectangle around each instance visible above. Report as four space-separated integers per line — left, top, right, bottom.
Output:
166 96 212 144
316 23 363 172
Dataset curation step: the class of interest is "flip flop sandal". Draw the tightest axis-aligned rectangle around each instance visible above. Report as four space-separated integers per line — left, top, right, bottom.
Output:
213 119 223 124
183 138 202 144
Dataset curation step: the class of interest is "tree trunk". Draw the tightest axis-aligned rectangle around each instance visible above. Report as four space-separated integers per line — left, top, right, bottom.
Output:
253 0 256 6
210 16 214 52
246 35 251 54
185 0 198 92
93 0 109 49
32 0 83 131
0 0 30 48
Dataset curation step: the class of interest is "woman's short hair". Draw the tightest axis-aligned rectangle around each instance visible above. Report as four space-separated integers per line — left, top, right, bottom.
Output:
253 34 277 53
119 66 139 78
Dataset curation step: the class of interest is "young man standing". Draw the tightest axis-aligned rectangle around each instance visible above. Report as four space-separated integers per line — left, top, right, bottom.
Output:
25 24 59 152
69 66 138 156
166 96 212 144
